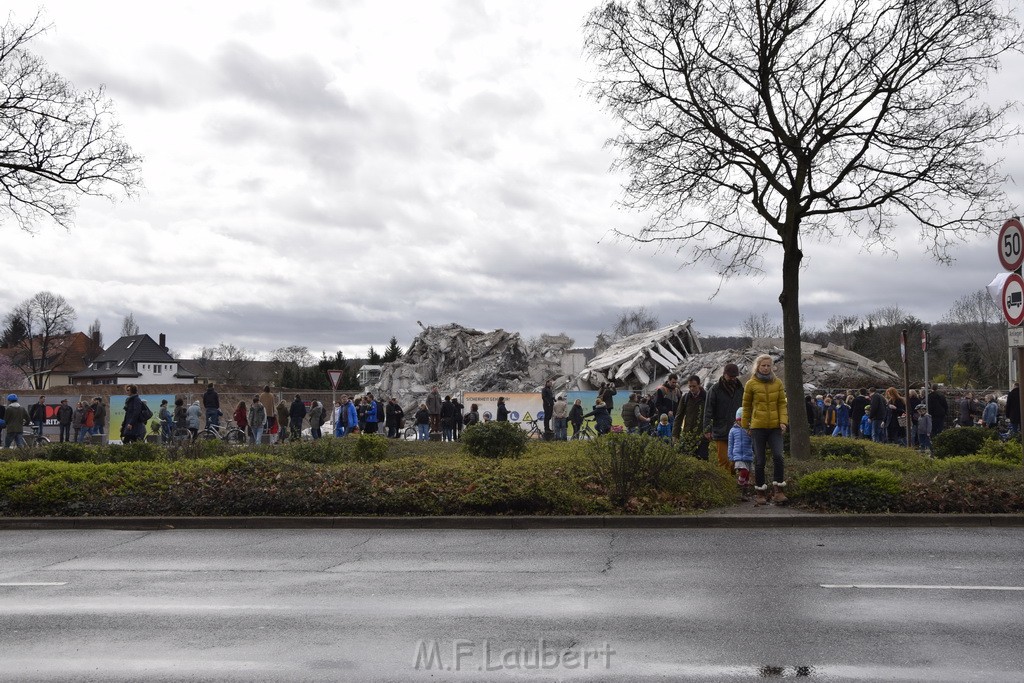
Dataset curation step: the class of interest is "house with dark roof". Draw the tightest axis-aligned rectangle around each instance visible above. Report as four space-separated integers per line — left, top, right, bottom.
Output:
71 334 197 385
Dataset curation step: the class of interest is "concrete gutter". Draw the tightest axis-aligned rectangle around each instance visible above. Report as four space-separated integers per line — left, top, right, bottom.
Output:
1 514 1023 530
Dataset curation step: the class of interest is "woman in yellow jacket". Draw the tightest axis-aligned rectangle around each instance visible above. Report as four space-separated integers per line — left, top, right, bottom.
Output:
741 354 788 505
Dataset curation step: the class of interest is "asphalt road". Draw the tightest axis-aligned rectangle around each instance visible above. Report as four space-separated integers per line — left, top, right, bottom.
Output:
1 527 1022 682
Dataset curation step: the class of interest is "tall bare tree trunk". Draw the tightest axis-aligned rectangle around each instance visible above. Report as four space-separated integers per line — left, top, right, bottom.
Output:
780 224 810 460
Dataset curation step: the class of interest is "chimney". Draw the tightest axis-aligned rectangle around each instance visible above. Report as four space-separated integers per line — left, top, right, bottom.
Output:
159 333 167 351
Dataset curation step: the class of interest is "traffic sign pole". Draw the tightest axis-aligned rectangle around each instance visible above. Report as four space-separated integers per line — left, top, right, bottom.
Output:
999 218 1024 462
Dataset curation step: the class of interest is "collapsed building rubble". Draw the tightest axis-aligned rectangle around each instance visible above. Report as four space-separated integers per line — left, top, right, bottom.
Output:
371 322 902 413
371 324 575 411
572 320 703 391
636 340 901 393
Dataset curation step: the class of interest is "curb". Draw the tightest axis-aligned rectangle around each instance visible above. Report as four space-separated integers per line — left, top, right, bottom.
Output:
1 514 1023 530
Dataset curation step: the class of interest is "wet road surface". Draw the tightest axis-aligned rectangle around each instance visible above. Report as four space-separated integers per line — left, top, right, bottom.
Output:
1 527 1022 681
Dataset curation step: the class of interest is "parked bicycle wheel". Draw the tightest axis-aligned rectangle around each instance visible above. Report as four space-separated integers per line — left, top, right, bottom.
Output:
196 429 219 441
224 428 247 445
32 435 50 446
171 427 192 444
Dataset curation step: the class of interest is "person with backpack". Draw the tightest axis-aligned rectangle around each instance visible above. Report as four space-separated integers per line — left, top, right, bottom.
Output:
552 394 568 441
121 385 147 444
621 393 638 434
464 403 481 429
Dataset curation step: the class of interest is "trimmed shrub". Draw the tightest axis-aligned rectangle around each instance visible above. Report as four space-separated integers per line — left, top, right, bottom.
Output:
813 437 869 463
587 433 680 506
351 434 389 463
930 455 1016 478
460 421 528 459
42 442 98 463
796 467 902 511
976 439 1023 464
932 427 997 459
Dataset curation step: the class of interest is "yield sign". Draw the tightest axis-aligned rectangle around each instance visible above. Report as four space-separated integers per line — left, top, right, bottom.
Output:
326 370 344 389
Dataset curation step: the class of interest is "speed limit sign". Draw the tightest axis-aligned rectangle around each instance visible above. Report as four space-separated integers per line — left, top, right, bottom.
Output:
998 218 1024 271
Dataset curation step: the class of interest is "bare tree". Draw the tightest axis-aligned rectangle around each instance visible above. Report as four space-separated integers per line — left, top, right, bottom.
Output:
866 305 910 329
585 0 1020 458
594 307 660 353
825 315 861 349
198 343 255 384
0 12 142 232
740 313 782 340
86 318 102 358
271 345 315 367
943 288 1006 386
3 291 76 388
0 353 28 388
120 312 140 337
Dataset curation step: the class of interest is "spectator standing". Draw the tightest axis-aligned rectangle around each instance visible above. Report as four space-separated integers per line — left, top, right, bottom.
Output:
916 404 933 454
599 383 617 412
983 394 999 428
586 399 612 435
307 400 322 440
426 386 442 433
276 400 290 442
289 395 307 440
958 392 976 427
72 400 87 443
343 396 359 435
187 400 202 441
634 396 652 435
4 394 28 448
885 387 907 445
259 386 277 435
440 395 455 441
496 397 510 422
741 354 789 506
656 414 672 441
728 408 755 500
159 399 172 443
702 363 743 472
832 395 852 437
465 403 481 428
568 399 584 438
29 395 47 440
91 397 106 437
121 385 145 444
385 397 404 439
927 385 949 436
653 374 681 423
850 389 870 438
248 396 267 445
552 394 568 441
541 379 555 438
363 394 380 434
673 374 709 460
451 396 464 440
621 393 638 434
234 400 249 438
413 403 430 440
56 399 73 442
173 398 187 431
203 383 220 428
868 387 887 443
860 407 872 440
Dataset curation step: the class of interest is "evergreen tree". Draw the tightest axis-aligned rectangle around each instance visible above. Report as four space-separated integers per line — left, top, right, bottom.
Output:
382 336 403 363
366 346 382 364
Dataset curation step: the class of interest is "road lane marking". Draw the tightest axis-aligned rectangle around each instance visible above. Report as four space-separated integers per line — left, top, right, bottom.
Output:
821 584 1024 591
0 582 68 586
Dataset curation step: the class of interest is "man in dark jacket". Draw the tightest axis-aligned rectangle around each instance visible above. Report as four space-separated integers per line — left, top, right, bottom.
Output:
289 395 306 440
702 363 743 471
868 387 887 443
653 374 680 421
621 393 638 433
927 385 949 436
29 396 47 440
541 379 555 438
121 385 145 444
385 397 404 439
56 399 73 442
674 375 709 460
91 396 107 437
426 386 442 433
850 389 870 438
203 383 220 428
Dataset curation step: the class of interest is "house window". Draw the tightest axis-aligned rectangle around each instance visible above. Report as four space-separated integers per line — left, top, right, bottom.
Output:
153 365 161 374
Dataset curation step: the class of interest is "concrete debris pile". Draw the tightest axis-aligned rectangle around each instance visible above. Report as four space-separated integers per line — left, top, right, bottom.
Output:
371 324 574 410
572 320 703 392
670 340 900 391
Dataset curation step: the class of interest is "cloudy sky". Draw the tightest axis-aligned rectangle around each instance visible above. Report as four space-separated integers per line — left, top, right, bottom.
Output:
3 1 1023 360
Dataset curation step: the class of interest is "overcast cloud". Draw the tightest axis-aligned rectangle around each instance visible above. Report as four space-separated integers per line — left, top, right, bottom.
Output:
3 0 1022 360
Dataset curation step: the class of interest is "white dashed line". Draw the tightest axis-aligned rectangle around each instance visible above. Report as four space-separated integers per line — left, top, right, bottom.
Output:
821 584 1024 591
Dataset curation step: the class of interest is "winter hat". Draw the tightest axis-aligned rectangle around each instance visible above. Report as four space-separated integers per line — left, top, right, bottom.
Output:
735 408 743 421
916 403 927 412
6 394 17 402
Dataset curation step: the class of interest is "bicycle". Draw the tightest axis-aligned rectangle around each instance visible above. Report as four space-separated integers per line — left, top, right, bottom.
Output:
25 424 50 447
523 419 545 440
195 420 247 445
572 419 598 441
